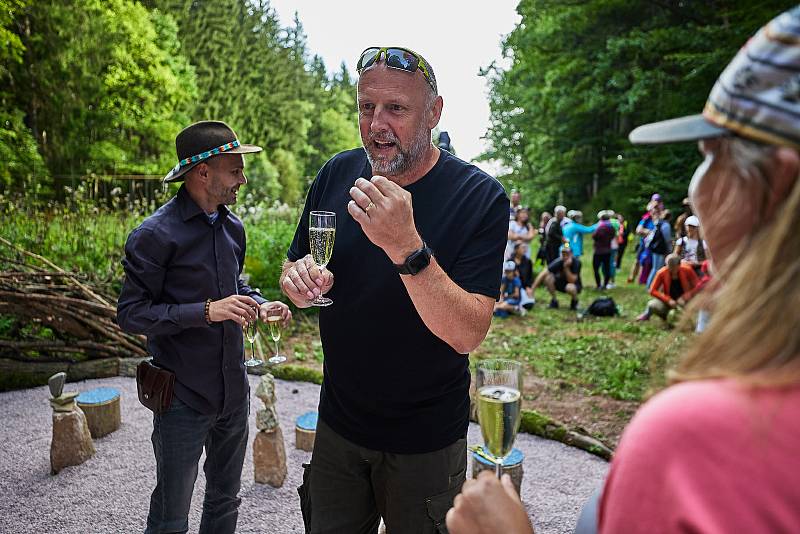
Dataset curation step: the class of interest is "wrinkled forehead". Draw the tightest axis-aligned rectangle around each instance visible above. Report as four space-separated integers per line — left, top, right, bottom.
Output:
357 61 432 98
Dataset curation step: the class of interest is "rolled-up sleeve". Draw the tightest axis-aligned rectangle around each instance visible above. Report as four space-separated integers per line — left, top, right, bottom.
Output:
117 227 207 335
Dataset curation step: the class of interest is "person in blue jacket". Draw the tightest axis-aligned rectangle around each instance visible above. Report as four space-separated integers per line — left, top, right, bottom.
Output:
562 210 597 259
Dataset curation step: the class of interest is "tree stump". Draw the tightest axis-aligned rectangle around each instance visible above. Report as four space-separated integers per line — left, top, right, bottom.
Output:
295 411 317 452
471 448 525 495
76 387 120 438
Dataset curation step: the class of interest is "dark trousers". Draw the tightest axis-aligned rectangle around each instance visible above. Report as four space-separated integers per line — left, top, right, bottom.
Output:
615 243 627 269
299 419 466 534
145 396 249 534
593 252 612 288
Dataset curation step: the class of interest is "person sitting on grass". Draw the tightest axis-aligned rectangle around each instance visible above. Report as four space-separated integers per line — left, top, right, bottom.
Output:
494 260 523 317
637 253 699 323
530 244 582 310
511 242 535 310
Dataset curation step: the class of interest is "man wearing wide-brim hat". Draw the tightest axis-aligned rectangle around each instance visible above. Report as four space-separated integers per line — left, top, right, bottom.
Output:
117 120 292 533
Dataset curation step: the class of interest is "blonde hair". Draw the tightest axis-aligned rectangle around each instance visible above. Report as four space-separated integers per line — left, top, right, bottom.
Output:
671 137 800 386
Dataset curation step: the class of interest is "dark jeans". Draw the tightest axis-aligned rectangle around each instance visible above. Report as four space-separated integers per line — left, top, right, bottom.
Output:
145 396 249 534
593 252 612 288
299 419 466 534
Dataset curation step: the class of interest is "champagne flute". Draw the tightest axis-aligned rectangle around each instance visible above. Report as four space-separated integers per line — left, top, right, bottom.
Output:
476 359 523 478
309 210 335 307
267 315 286 364
243 316 263 367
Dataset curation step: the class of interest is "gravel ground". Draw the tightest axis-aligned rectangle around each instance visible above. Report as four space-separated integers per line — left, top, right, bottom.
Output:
0 376 608 533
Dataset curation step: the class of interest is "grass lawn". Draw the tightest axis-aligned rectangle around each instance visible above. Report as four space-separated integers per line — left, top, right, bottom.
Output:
270 240 690 449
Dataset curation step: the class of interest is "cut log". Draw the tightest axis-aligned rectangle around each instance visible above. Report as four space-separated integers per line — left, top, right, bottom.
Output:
76 387 121 438
471 448 525 495
295 411 317 452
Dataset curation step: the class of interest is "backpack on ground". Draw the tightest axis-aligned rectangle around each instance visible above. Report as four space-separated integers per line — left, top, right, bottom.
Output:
587 297 619 317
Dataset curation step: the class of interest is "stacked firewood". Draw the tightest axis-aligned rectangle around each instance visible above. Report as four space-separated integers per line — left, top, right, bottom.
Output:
0 236 146 362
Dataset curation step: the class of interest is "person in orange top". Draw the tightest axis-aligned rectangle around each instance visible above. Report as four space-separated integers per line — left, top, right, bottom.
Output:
637 254 698 322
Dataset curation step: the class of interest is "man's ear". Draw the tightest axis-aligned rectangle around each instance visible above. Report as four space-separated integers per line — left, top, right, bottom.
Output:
428 95 443 130
194 162 210 183
766 147 800 219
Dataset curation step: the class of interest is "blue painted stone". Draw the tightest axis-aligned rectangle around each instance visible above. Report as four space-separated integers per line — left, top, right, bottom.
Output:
296 411 318 431
473 447 524 467
76 387 120 406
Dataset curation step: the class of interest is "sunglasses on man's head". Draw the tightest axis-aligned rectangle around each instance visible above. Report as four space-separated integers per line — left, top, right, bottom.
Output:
356 47 437 94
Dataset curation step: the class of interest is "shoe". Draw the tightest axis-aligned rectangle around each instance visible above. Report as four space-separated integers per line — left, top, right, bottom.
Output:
636 312 650 322
549 298 559 309
606 283 616 289
519 307 527 317
570 299 578 310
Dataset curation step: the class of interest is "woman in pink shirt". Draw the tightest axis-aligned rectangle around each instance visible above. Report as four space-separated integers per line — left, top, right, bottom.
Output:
445 9 800 534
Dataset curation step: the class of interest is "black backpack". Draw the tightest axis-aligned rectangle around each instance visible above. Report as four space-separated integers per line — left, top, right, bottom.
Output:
587 297 619 317
648 222 671 255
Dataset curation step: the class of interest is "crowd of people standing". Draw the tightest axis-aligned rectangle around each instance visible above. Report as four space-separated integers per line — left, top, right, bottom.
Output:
495 189 710 329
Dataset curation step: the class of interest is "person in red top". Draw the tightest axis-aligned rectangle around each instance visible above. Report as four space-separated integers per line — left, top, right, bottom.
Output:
636 254 698 322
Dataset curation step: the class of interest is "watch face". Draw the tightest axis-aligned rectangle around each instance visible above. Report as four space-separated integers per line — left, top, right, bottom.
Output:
405 246 431 275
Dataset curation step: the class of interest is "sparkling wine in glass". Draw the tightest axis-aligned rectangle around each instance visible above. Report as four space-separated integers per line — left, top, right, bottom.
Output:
309 210 335 307
243 317 263 367
476 359 523 477
267 315 286 364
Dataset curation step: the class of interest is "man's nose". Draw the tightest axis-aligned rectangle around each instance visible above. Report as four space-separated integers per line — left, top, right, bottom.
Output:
370 107 389 133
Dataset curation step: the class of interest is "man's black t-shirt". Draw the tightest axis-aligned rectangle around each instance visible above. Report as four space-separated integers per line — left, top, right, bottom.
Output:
548 257 582 285
288 148 508 454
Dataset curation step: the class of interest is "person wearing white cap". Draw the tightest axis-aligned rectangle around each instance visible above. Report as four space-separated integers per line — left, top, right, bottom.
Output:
447 8 800 533
673 214 706 274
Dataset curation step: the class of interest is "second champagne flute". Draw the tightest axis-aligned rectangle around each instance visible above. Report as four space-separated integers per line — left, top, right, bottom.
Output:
243 316 263 367
267 315 286 364
476 359 523 478
309 210 335 307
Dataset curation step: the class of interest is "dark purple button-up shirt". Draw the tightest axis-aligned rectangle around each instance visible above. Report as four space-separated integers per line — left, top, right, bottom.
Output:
117 185 264 415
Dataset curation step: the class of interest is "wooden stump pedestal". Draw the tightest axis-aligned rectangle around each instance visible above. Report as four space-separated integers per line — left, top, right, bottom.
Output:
471 448 525 495
295 411 318 452
76 387 121 439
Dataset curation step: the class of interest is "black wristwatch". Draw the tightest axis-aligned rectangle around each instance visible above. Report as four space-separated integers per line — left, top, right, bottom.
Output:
394 242 433 275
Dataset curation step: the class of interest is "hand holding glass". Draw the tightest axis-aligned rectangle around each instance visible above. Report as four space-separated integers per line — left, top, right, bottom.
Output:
476 359 523 478
309 210 335 307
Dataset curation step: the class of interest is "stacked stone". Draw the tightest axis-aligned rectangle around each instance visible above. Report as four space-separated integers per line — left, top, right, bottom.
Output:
253 373 287 487
48 372 95 475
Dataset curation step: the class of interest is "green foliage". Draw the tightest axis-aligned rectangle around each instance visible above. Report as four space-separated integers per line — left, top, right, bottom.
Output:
6 0 196 184
266 363 323 385
238 196 300 302
485 0 795 219
150 0 360 203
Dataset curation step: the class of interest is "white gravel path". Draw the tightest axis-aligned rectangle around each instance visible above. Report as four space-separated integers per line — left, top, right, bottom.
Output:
0 376 608 533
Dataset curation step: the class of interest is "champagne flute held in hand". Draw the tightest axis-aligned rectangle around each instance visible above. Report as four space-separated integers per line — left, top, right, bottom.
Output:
267 315 286 364
309 210 335 307
243 315 263 367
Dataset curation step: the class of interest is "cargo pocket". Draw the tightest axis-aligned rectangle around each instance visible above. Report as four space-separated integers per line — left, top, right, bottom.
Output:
297 463 312 533
425 481 463 534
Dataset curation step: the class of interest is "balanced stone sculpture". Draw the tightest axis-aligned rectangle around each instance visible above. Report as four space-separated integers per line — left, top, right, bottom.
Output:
253 373 287 487
48 372 95 474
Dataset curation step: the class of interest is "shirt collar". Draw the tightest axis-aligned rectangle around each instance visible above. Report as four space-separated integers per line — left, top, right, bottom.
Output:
177 184 230 223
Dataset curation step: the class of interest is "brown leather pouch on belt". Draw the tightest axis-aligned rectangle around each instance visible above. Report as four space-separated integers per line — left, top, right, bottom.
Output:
136 359 175 414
